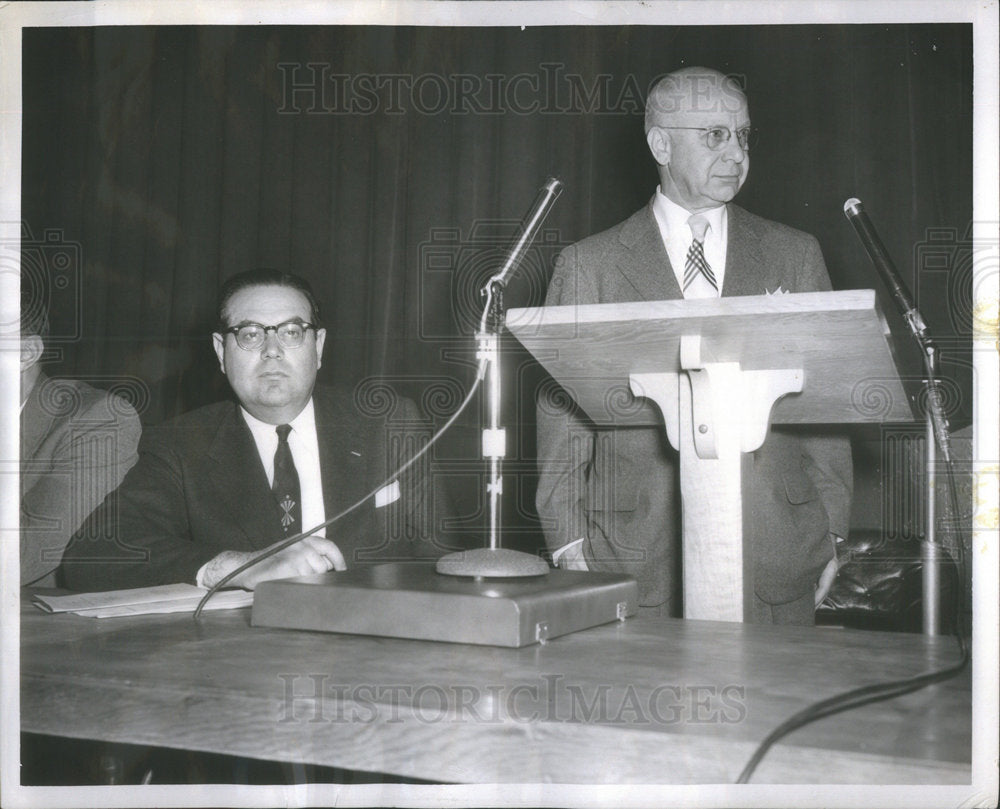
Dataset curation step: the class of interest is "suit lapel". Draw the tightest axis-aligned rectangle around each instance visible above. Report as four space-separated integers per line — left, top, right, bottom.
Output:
722 204 769 297
613 204 683 301
612 202 786 301
207 404 280 546
314 389 369 522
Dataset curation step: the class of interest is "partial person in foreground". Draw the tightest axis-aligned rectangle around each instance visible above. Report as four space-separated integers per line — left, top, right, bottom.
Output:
19 306 141 587
62 269 451 592
535 67 853 624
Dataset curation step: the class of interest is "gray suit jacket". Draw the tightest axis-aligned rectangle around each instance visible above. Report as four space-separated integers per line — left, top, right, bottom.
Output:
536 201 853 611
20 373 141 586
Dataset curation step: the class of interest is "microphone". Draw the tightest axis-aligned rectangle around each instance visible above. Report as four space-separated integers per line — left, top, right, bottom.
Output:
488 177 564 289
437 180 564 579
844 197 952 466
843 197 926 336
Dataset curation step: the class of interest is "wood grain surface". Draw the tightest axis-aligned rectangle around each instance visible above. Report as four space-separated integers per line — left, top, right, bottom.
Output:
506 289 915 426
19 596 970 784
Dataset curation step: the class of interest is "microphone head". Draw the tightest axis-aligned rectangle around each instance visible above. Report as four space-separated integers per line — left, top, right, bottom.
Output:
542 177 564 196
844 197 863 217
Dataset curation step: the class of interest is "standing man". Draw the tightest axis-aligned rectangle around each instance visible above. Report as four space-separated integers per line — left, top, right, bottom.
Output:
19 307 141 586
62 269 450 592
536 67 852 624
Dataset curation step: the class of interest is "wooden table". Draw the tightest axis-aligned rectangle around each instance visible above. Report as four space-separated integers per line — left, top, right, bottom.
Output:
19 599 970 784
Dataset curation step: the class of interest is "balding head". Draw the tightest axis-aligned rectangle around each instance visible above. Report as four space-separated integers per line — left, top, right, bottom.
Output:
645 67 747 133
645 66 751 213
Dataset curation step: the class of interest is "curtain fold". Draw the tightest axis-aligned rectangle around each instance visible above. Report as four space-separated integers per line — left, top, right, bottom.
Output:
21 24 973 551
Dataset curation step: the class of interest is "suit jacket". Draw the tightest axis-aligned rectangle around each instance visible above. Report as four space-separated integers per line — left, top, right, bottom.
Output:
61 386 455 592
20 373 141 587
536 201 853 611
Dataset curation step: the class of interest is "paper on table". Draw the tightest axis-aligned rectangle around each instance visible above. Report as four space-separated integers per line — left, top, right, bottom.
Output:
32 583 253 617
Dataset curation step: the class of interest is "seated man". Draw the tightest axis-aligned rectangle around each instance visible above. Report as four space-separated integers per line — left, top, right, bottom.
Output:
62 269 451 591
20 307 141 586
536 67 852 624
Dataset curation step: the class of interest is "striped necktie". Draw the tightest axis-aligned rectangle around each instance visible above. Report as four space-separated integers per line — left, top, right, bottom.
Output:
683 214 719 293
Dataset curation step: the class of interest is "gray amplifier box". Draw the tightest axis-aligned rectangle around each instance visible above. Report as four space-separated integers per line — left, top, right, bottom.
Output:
251 563 639 647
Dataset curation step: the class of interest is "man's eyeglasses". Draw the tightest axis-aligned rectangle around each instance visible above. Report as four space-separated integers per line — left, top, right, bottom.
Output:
222 320 318 351
662 126 759 153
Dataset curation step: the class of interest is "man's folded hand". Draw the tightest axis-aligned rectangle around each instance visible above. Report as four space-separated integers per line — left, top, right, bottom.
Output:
204 536 346 590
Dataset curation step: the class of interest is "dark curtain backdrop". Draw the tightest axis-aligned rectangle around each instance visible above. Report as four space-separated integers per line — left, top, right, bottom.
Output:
21 24 973 552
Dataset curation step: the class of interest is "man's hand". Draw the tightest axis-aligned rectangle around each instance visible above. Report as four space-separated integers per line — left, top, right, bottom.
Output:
555 541 589 571
203 536 346 590
814 556 839 608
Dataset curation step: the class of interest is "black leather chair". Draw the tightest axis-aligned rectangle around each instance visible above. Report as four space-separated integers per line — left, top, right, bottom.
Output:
816 425 971 633
816 530 959 632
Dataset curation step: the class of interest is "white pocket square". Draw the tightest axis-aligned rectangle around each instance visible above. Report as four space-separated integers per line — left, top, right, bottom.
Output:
374 480 400 508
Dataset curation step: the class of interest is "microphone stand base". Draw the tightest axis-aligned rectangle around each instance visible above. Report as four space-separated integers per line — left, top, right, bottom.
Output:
252 562 637 647
435 547 550 578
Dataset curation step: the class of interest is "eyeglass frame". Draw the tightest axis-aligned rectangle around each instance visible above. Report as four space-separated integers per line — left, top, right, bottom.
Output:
220 319 320 351
659 125 759 152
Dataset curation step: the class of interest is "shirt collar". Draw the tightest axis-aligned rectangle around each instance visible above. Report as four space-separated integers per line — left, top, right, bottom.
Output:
240 397 316 441
652 185 726 242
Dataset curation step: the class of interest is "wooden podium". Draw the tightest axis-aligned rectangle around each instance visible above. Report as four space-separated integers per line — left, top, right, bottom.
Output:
507 290 912 622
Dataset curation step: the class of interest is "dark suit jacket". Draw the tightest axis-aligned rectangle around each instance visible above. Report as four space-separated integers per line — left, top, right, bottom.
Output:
20 373 141 587
61 386 454 591
536 201 853 612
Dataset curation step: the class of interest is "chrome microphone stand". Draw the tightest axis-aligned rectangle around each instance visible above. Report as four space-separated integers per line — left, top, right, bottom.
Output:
436 178 563 578
844 198 956 635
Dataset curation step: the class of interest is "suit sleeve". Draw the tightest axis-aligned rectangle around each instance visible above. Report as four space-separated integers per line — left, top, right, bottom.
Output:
535 245 598 557
800 435 853 539
20 394 140 587
796 234 833 293
795 233 853 541
60 428 212 591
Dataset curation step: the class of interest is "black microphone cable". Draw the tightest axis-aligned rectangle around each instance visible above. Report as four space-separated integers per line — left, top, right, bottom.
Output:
736 604 968 783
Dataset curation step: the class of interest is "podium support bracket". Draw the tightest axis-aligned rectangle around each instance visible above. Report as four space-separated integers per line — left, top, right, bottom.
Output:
630 335 804 621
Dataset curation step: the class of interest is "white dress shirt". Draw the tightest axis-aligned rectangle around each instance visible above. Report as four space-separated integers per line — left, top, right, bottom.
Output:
195 398 326 586
650 186 728 298
239 399 327 538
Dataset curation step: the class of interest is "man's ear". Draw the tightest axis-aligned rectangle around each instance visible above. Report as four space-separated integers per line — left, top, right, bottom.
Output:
314 328 327 370
646 126 671 167
211 333 227 375
20 334 44 372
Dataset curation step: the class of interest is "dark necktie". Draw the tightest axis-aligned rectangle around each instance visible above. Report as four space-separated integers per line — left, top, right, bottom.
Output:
683 214 719 293
273 424 301 535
